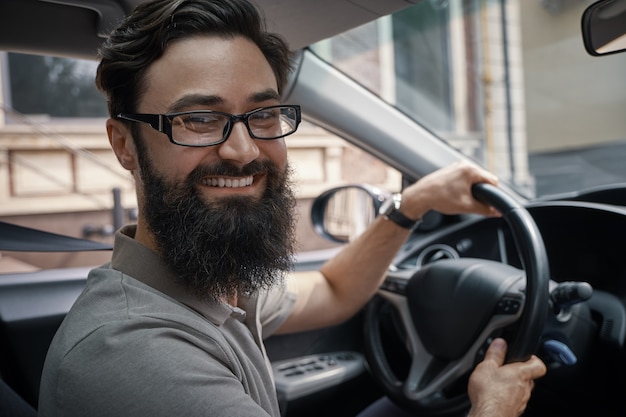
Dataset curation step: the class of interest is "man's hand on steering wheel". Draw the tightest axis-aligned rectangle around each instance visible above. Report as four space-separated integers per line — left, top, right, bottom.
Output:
468 338 547 417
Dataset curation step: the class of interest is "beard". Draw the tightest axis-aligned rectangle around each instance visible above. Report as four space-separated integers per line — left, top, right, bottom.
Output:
137 154 297 302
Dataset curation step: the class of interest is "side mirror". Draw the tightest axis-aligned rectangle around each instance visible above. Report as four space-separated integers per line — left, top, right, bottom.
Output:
310 185 387 243
582 0 626 56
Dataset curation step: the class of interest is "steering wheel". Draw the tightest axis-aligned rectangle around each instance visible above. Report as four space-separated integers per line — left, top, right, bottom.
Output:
363 183 550 415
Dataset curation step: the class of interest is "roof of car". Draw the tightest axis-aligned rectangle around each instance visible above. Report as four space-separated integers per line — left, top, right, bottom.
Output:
0 0 418 60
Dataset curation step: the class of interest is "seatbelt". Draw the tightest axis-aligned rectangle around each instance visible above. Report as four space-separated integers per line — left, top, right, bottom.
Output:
0 221 112 252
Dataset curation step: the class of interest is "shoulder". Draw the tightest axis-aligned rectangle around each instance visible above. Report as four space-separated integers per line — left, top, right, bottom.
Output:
245 276 298 335
45 266 237 376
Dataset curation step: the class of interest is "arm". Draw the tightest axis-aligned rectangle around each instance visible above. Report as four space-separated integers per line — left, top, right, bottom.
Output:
467 338 547 417
277 161 500 334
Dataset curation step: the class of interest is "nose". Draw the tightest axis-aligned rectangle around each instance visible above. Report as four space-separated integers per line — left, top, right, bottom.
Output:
216 120 260 164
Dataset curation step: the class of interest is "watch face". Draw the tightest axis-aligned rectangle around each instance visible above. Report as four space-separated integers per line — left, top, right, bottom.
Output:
391 194 402 209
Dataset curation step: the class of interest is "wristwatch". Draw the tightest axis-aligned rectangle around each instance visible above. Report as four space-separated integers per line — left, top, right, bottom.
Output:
378 193 419 230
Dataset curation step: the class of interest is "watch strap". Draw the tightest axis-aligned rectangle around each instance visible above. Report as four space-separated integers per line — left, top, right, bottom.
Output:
382 193 419 229
385 206 418 229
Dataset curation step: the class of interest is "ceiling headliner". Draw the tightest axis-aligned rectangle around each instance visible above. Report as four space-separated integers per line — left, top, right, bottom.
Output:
0 0 418 59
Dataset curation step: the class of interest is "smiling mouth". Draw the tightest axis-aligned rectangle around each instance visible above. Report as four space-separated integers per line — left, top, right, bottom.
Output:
201 175 254 188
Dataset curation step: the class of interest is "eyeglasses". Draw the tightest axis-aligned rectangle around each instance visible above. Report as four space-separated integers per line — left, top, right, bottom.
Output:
117 104 301 147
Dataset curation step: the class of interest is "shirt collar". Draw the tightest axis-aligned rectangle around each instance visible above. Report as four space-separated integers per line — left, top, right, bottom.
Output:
110 225 243 326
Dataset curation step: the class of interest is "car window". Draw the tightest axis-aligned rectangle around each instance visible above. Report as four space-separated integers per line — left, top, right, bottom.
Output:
0 51 401 272
5 53 107 119
312 0 626 199
3 0 626 273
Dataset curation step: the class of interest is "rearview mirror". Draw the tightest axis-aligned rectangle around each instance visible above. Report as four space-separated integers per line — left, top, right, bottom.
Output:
582 0 626 56
310 185 387 243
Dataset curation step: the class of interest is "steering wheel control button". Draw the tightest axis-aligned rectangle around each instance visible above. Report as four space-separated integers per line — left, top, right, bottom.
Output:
272 351 365 401
380 277 407 294
495 296 522 315
475 337 495 362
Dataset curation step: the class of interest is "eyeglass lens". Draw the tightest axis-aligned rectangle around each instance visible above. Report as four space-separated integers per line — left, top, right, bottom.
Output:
170 106 298 146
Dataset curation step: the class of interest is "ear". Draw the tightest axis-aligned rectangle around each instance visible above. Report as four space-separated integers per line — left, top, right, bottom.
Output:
107 118 139 171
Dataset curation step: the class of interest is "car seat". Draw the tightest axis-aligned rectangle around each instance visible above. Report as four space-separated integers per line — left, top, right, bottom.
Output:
0 378 37 417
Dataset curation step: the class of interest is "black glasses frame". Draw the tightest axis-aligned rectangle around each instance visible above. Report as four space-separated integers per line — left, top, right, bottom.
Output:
117 104 301 147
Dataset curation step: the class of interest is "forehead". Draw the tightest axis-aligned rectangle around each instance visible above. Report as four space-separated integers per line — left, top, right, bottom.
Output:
139 35 279 112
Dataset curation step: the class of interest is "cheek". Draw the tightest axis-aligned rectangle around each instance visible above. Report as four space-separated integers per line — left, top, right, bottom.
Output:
144 143 213 181
258 139 288 169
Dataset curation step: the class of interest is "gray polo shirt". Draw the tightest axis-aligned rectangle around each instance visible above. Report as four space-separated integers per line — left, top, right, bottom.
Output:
39 225 297 417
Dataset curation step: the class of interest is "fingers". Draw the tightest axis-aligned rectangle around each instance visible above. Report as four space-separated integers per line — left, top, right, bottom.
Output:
482 337 507 366
482 338 547 381
520 355 548 379
452 161 500 216
483 338 547 382
453 160 499 186
468 339 547 417
401 161 501 219
473 198 502 218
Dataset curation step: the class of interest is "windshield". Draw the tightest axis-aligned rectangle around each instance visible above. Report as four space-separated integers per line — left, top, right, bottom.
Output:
312 0 626 199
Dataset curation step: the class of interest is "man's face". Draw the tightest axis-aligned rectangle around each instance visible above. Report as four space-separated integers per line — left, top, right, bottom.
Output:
128 35 296 301
137 35 289 204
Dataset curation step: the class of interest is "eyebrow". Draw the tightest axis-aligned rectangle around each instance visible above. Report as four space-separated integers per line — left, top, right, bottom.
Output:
167 89 281 113
250 89 281 103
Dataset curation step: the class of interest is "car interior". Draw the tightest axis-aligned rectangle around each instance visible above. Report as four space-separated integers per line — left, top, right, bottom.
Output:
2 0 626 416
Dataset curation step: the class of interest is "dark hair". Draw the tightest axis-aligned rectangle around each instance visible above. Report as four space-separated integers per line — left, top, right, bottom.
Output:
95 0 292 117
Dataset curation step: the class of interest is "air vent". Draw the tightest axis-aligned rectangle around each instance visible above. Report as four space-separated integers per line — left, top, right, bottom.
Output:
415 244 459 266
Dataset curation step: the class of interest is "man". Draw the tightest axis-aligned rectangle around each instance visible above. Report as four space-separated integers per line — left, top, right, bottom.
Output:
38 0 546 416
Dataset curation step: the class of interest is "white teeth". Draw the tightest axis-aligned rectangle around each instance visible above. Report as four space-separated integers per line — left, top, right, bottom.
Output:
203 176 254 188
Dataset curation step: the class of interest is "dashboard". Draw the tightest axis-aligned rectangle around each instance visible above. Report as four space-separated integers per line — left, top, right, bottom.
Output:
393 201 626 297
